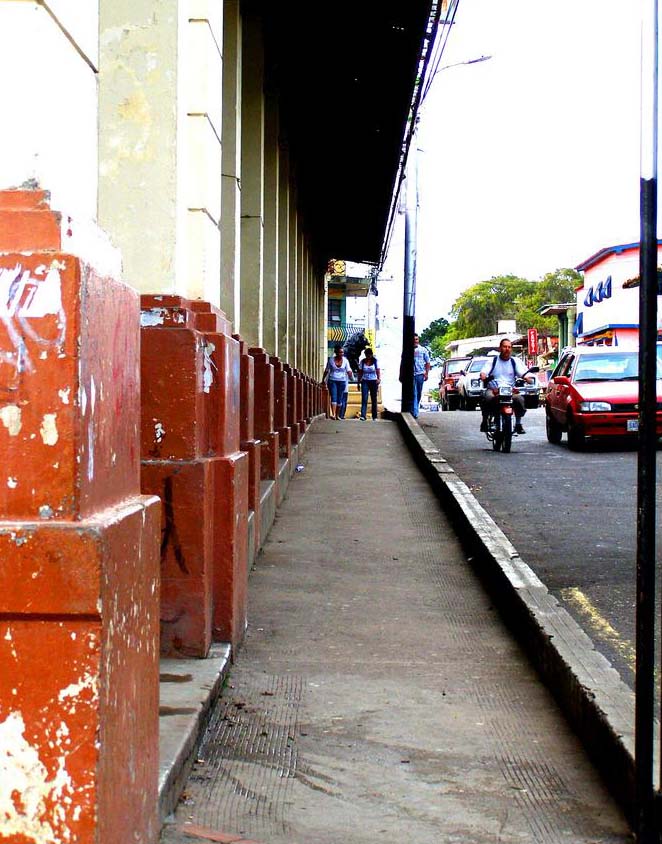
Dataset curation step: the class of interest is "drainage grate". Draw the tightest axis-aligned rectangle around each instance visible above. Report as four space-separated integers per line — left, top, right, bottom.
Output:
174 672 303 839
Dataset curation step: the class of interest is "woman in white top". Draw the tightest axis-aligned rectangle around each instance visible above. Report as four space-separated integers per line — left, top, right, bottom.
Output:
357 347 381 420
323 345 354 419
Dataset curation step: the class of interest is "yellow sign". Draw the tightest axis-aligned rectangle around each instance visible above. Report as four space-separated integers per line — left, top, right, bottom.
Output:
327 259 346 276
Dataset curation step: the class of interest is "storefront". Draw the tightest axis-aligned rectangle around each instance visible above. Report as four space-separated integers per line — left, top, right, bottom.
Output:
574 241 662 346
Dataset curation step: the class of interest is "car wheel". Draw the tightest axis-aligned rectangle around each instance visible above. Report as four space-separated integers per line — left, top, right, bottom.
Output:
447 397 457 411
567 421 585 450
467 399 476 412
545 411 563 445
525 396 539 410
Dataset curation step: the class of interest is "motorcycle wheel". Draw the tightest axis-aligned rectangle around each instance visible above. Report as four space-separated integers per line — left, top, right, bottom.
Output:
501 414 513 453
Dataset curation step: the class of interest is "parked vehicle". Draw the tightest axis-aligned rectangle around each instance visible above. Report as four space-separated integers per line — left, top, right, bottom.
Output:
522 373 542 409
484 367 539 453
457 356 490 410
439 356 472 411
545 345 662 449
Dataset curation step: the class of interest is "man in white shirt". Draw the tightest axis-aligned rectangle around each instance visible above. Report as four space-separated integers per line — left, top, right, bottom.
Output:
479 339 533 434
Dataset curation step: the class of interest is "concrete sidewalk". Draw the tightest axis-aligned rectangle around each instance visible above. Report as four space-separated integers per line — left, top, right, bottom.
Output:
160 417 630 843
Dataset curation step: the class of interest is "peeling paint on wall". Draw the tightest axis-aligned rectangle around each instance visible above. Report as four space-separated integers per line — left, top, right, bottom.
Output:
203 340 216 393
0 404 21 435
0 710 75 843
40 413 59 446
0 263 67 387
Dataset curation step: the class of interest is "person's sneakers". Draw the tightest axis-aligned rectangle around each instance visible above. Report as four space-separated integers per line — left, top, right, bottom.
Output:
515 422 526 434
479 419 488 433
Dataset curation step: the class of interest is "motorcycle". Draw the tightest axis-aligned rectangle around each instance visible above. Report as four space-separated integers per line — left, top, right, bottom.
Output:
484 367 539 453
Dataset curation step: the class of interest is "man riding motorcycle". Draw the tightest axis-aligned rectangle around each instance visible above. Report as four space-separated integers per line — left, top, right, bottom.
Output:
479 339 534 434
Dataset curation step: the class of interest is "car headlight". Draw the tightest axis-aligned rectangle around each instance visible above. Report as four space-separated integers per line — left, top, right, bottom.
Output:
579 401 612 412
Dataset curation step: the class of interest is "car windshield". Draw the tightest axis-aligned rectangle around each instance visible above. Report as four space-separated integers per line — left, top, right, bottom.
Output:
447 360 468 374
468 359 487 372
573 352 640 382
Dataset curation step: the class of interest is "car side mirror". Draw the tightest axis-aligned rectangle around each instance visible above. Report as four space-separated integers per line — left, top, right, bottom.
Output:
528 366 540 373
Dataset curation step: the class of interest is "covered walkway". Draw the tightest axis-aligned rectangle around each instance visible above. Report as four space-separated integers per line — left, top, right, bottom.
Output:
160 418 628 844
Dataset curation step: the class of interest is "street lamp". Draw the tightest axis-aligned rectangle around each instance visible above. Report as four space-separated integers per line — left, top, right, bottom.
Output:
400 54 492 414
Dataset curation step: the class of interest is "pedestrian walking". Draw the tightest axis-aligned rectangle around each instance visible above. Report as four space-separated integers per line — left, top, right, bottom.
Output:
338 380 349 419
357 347 380 420
412 333 431 418
323 345 354 420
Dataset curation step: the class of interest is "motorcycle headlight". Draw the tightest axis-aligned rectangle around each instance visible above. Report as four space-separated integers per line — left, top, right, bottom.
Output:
579 401 611 412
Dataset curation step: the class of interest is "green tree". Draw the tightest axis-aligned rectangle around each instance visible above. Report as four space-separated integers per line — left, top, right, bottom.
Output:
448 269 580 339
419 317 450 347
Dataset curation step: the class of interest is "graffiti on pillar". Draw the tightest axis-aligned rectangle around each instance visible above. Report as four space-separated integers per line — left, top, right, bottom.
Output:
0 263 66 394
160 475 189 574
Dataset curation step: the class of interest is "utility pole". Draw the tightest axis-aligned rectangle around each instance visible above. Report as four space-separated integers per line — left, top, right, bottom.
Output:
399 55 491 413
635 1 659 841
401 119 419 414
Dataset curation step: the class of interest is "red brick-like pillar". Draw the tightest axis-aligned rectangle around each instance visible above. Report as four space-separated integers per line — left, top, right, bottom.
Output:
270 355 291 459
283 363 300 444
193 309 249 649
249 348 279 487
295 368 307 434
141 297 249 653
233 334 261 552
0 191 161 844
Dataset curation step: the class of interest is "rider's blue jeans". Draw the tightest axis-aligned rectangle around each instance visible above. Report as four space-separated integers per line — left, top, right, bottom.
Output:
412 374 425 418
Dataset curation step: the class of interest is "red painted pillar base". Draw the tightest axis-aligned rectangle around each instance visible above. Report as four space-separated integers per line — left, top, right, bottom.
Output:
295 368 307 433
249 348 280 486
234 335 261 554
213 453 249 645
271 355 292 459
283 363 301 445
0 190 161 844
141 297 249 654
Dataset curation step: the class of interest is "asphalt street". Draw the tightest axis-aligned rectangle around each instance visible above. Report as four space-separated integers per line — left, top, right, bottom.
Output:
418 404 662 691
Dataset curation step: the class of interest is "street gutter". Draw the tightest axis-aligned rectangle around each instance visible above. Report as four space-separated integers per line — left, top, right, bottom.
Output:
386 408 638 822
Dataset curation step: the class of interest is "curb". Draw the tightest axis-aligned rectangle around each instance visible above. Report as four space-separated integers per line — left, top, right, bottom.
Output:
386 408 637 821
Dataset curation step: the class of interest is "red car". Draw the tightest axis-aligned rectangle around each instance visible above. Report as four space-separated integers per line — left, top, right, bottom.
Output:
545 345 662 448
439 356 472 411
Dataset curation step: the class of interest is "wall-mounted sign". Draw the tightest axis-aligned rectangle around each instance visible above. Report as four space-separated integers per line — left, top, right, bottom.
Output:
327 259 346 276
583 275 612 307
527 327 538 353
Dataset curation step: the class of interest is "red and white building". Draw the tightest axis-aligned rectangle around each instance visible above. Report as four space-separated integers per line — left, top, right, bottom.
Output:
574 241 662 346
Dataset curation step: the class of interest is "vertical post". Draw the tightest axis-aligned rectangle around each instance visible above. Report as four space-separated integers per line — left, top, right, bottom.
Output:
636 1 659 840
401 124 418 413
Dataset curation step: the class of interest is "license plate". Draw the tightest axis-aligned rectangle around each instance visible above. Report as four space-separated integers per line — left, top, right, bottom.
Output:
627 419 639 432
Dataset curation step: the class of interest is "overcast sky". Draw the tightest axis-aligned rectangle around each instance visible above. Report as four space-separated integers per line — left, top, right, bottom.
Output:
411 0 644 325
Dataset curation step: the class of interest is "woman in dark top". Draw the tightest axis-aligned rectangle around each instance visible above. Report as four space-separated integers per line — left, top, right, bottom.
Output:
357 347 380 420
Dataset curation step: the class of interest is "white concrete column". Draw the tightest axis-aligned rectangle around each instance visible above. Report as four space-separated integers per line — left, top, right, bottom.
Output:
304 246 311 373
179 2 223 303
288 185 298 365
239 10 264 348
221 0 241 325
99 0 178 292
297 229 305 370
262 90 279 355
100 0 223 299
322 274 330 378
0 2 98 220
277 142 290 362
